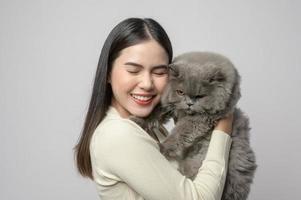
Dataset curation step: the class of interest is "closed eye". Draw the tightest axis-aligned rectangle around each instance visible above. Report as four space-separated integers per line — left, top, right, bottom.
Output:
127 70 140 74
124 62 142 74
153 71 168 76
152 67 169 76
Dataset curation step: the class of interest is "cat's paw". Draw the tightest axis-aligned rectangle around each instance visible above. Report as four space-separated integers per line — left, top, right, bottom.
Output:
159 143 183 159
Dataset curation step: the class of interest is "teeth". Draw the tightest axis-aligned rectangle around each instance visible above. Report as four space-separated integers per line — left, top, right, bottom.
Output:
131 94 153 101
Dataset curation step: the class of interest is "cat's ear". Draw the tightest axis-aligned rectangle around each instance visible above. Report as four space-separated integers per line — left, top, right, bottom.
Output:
168 64 179 78
209 70 226 83
228 70 241 107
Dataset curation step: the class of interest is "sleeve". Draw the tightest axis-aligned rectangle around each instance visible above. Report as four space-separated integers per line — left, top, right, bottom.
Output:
92 120 232 200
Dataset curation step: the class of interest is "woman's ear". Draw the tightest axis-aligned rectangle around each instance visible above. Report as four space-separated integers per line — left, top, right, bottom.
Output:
107 73 112 84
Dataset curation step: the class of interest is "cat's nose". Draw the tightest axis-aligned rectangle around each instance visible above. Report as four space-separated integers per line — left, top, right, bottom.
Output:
187 102 193 107
186 98 194 107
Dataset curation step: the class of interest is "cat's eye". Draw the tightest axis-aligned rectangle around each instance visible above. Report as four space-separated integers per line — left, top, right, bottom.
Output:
209 74 225 83
176 90 184 96
209 78 223 83
195 94 207 99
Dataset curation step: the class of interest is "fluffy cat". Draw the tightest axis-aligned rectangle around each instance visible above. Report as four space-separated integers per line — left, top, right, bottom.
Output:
132 52 257 200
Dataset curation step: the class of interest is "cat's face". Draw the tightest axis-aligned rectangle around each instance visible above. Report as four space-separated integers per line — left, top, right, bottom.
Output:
161 52 240 115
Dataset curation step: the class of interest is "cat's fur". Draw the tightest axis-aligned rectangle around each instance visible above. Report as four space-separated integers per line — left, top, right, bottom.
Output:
132 52 257 200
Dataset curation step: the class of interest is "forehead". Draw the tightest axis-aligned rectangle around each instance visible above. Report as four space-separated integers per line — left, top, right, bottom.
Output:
116 40 169 67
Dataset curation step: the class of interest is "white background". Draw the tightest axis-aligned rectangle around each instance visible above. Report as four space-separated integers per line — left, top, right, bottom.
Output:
1 0 300 199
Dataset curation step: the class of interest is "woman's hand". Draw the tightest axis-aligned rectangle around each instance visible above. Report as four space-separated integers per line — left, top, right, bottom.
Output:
214 113 234 136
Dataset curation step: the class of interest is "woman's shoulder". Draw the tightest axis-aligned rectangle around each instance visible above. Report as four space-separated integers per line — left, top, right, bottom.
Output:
90 106 160 158
91 115 156 152
90 114 160 169
94 116 144 139
93 107 144 136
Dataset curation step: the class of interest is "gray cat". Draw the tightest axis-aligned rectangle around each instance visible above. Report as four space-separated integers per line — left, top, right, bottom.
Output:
132 52 257 200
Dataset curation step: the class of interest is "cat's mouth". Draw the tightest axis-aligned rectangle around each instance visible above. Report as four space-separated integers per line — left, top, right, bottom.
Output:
185 108 195 115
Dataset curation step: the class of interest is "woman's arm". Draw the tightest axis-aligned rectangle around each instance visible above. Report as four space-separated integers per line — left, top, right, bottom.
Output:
91 118 232 200
193 114 233 199
191 130 231 199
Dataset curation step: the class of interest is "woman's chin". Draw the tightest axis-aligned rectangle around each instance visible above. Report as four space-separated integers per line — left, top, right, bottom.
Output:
128 104 156 117
128 97 159 117
131 108 153 117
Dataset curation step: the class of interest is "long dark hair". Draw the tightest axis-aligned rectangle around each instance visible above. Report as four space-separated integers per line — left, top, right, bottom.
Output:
74 18 173 179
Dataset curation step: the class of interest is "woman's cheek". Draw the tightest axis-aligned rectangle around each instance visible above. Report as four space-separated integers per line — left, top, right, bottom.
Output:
158 76 169 92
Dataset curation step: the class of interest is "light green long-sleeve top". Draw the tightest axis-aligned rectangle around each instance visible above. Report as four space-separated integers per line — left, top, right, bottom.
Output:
90 106 232 200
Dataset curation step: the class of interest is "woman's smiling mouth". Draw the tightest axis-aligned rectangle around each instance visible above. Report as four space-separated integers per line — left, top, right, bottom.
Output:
131 94 156 105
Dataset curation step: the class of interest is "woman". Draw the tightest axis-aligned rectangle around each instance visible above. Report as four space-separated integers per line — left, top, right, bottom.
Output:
75 18 233 200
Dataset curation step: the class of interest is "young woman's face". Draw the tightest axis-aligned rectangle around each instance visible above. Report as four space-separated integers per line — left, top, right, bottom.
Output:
109 39 169 118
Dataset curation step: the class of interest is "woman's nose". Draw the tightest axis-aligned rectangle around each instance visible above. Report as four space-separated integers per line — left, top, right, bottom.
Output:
139 73 154 91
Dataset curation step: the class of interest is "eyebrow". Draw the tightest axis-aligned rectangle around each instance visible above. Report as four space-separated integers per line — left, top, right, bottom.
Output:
124 62 168 69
